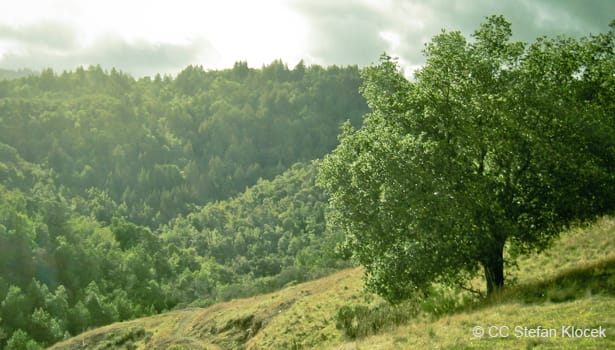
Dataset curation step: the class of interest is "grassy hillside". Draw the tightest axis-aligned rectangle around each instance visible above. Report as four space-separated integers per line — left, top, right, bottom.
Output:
50 216 615 349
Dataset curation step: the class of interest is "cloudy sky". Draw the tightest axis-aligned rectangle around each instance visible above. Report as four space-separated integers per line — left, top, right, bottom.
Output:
0 0 612 77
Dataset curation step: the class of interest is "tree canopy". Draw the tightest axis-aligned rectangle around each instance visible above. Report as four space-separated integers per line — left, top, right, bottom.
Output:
0 61 363 348
318 16 615 302
0 62 367 229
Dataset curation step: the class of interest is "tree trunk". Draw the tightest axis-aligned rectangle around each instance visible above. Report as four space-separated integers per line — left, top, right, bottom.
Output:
482 239 505 296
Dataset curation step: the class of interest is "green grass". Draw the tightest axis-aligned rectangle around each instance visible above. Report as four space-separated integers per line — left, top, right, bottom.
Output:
50 216 615 350
329 216 615 349
334 295 614 350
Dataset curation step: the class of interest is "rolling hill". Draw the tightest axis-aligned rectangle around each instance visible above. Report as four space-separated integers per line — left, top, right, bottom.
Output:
49 216 615 349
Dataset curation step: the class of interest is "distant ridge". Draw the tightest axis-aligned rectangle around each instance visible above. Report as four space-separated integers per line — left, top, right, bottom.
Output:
0 68 37 80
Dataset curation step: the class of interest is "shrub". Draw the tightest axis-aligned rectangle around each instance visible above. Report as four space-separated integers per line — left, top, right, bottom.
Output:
335 302 418 339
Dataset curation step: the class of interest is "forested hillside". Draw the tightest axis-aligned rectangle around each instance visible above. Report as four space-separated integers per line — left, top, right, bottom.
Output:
0 61 366 227
0 62 366 348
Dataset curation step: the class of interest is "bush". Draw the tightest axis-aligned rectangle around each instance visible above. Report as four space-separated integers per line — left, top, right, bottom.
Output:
335 302 418 339
419 285 468 316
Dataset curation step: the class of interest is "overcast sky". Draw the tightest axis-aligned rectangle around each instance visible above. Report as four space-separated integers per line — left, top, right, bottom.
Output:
0 0 612 77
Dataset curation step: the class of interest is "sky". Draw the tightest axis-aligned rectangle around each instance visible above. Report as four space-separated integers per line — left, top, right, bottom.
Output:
0 0 613 77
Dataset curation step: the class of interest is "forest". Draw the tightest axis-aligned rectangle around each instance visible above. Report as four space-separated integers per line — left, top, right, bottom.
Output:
0 61 367 348
3 15 615 349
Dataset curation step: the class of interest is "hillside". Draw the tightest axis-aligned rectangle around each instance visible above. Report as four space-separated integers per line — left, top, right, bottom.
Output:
0 63 367 229
0 62 366 348
50 216 615 349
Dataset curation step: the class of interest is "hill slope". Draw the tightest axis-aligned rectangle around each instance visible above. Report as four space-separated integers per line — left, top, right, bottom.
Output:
49 267 367 350
50 216 615 349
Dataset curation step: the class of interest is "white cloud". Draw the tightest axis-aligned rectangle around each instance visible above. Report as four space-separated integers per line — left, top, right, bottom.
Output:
0 0 613 76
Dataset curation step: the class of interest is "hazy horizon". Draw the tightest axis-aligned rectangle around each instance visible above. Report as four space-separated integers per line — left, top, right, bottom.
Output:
0 0 613 77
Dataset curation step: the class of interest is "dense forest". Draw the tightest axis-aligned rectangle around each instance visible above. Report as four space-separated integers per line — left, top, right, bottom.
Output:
0 62 366 348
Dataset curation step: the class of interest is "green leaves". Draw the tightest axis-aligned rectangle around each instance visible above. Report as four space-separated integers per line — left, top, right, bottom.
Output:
0 62 368 229
320 16 615 302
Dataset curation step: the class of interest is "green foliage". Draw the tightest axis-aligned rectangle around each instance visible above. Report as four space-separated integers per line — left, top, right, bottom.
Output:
334 285 468 340
319 16 615 302
335 304 370 338
0 60 363 348
163 162 347 305
29 308 64 346
5 329 42 350
0 62 366 228
335 302 417 339
41 217 615 350
0 68 36 81
418 285 469 316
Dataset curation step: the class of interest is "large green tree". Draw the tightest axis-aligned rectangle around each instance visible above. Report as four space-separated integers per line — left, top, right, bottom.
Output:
318 16 615 301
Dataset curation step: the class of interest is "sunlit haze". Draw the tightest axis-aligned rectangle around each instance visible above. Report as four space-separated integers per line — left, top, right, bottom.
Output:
0 0 613 76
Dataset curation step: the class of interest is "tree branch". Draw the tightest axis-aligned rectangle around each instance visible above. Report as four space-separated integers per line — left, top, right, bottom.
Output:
457 283 485 298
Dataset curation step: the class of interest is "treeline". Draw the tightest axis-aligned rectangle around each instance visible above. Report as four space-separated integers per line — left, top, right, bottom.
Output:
0 69 35 81
0 61 366 228
0 62 364 348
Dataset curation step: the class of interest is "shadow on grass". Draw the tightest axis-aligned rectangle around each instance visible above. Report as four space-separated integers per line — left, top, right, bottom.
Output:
514 255 615 304
481 255 615 307
336 256 615 340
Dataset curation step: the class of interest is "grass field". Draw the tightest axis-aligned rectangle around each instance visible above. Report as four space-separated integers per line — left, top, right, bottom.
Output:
49 216 615 350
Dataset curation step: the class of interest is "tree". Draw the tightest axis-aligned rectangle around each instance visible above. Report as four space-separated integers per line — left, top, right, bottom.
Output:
318 16 615 302
67 301 90 336
28 308 63 346
1 286 29 332
5 329 41 350
0 59 368 344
